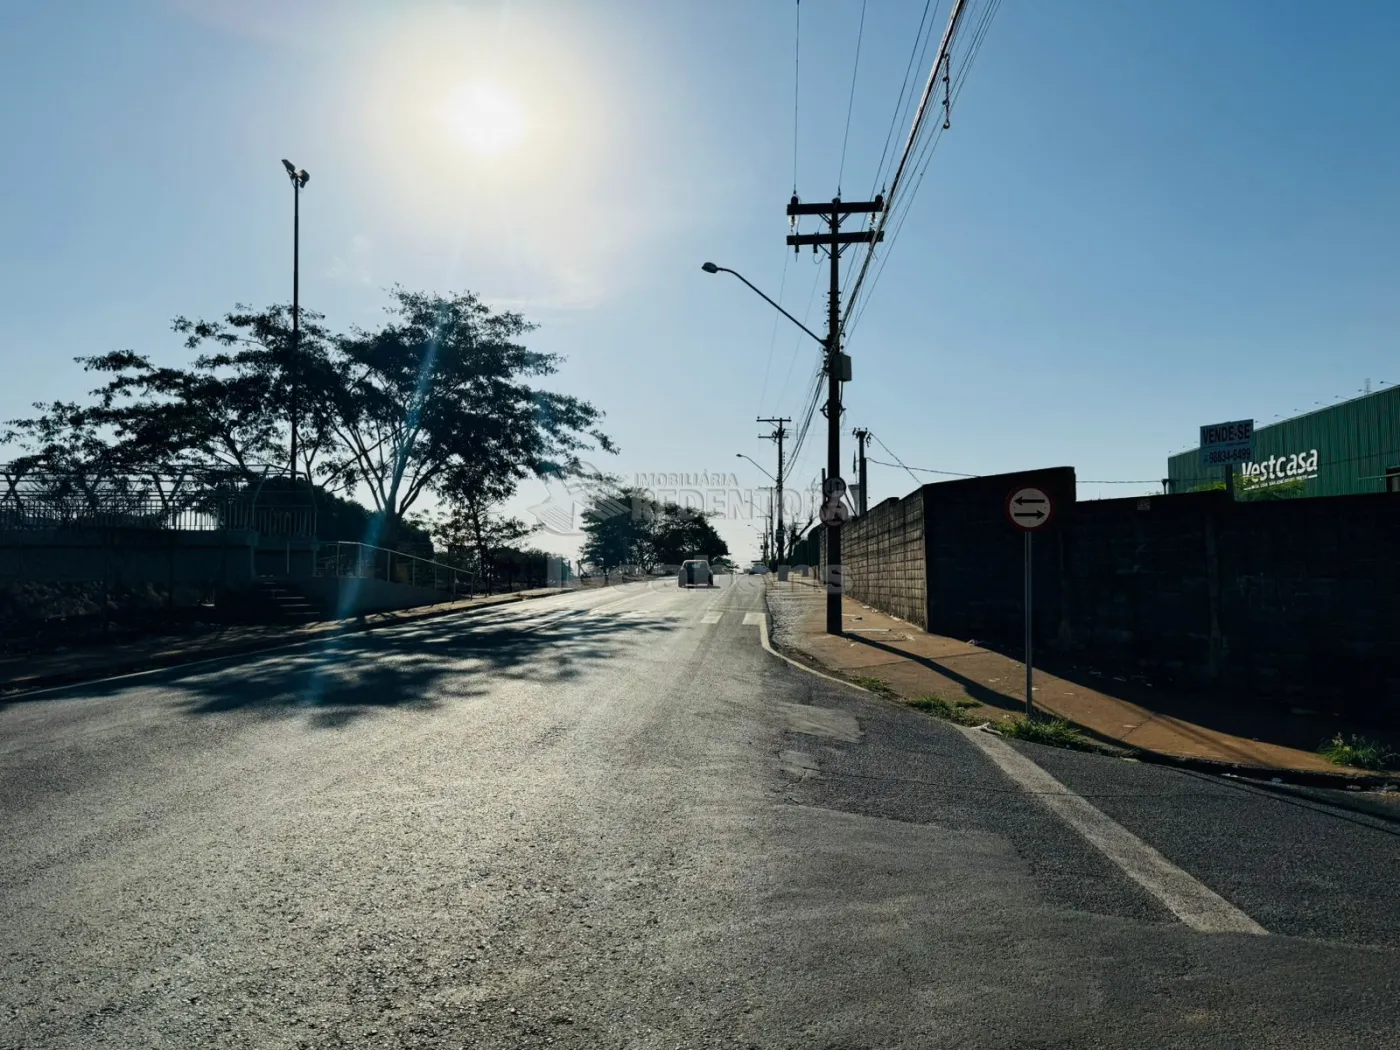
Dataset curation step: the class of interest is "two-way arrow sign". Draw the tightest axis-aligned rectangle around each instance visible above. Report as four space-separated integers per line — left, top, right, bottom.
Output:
1006 486 1054 531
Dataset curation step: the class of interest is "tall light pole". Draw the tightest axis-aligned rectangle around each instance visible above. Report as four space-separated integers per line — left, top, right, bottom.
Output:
281 159 310 484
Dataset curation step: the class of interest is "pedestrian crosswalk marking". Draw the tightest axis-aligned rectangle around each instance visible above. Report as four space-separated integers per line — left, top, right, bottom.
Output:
701 611 723 624
743 612 765 626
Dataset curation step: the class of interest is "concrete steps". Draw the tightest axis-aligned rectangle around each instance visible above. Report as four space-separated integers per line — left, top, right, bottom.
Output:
248 578 326 624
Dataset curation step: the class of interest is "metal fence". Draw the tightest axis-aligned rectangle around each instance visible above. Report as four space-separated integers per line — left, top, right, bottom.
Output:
0 466 315 536
316 541 474 597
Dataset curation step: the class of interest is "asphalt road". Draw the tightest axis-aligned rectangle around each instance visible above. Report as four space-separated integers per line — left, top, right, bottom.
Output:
3 576 1398 1049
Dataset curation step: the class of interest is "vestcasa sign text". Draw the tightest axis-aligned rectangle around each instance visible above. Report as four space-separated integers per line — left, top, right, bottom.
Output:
1239 449 1320 487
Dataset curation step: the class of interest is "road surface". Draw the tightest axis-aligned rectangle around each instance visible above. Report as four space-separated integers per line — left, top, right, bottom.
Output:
3 576 1398 1048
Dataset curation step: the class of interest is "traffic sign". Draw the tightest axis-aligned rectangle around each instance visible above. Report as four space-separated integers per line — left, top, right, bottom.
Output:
823 476 847 498
1006 486 1054 531
820 501 851 525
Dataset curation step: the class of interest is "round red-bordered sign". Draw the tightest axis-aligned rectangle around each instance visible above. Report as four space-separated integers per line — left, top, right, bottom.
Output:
1006 486 1054 531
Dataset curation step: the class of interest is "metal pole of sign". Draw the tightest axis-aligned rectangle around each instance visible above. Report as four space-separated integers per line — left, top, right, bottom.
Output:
1024 530 1033 718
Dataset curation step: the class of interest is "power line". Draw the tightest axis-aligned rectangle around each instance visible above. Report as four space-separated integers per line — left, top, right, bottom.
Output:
756 251 790 414
868 457 975 479
836 0 868 194
869 457 1163 486
867 433 926 487
845 0 1003 342
842 0 969 335
869 0 938 200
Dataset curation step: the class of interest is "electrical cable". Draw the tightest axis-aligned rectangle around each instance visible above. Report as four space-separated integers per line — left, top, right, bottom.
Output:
868 0 937 200
836 0 868 194
756 251 790 415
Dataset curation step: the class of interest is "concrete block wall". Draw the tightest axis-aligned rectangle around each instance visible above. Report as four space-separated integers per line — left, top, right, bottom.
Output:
922 468 1077 644
841 490 927 628
1066 491 1400 709
831 467 1400 717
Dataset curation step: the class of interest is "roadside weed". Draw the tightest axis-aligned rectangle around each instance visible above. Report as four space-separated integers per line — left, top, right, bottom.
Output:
1000 716 1094 751
1319 734 1396 772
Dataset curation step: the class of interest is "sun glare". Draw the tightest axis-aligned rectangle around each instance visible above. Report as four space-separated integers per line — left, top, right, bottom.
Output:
443 81 527 156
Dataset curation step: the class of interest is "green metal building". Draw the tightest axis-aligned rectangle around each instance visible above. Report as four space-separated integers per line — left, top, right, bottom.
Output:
1167 385 1400 498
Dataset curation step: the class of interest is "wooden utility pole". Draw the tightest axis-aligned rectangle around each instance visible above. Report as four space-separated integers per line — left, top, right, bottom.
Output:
757 417 790 564
786 196 883 634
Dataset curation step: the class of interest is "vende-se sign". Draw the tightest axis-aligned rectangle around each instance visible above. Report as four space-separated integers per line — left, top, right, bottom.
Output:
1199 418 1254 468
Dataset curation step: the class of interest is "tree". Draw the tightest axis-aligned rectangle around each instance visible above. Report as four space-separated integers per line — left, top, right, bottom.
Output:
579 487 728 571
4 304 332 483
580 487 652 571
415 496 536 595
323 288 614 543
649 502 729 568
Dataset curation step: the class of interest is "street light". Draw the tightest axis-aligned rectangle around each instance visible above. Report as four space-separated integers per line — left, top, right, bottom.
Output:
736 453 780 567
735 452 775 482
281 158 310 484
701 263 826 349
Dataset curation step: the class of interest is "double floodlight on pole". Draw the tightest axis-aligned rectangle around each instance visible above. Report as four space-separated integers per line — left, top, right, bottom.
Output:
281 158 310 485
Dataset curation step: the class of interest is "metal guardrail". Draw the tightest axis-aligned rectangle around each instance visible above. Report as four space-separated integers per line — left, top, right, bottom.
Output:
315 540 474 597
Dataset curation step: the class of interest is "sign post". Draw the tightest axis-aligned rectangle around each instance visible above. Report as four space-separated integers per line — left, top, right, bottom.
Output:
1006 486 1055 717
1198 419 1254 496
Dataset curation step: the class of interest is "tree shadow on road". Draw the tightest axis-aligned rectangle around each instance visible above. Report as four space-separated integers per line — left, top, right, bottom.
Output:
16 607 681 729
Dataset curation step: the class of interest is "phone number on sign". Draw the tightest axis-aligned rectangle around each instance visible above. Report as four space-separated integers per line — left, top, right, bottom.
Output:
1202 446 1250 465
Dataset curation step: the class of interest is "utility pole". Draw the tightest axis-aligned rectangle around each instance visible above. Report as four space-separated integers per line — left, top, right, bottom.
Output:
787 195 884 634
757 417 790 564
852 428 869 515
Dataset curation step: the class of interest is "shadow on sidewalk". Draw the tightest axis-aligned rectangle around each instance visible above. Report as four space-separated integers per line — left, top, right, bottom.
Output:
0 608 680 728
842 633 1027 716
966 635 1400 759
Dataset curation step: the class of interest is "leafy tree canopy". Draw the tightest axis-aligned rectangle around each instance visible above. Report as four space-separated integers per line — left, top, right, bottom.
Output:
579 486 728 571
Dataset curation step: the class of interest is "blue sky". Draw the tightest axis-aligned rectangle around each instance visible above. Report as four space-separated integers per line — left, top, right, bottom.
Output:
3 0 1398 563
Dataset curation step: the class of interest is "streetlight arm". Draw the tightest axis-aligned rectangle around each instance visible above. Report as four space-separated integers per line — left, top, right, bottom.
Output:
735 453 775 482
704 264 827 349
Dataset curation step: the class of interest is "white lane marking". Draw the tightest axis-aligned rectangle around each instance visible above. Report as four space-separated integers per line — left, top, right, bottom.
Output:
743 612 765 626
701 611 723 625
962 726 1267 936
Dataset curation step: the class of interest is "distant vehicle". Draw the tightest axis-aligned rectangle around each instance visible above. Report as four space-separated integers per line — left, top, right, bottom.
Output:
678 558 715 588
748 562 766 575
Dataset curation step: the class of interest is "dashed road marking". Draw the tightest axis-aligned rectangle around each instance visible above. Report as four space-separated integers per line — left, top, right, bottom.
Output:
701 612 723 625
962 726 1267 936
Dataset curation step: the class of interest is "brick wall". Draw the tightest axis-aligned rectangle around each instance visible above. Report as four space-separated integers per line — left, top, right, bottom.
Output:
842 490 926 627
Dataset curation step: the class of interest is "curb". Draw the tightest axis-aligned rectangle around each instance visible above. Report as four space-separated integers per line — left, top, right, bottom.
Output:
0 588 571 700
759 589 1400 793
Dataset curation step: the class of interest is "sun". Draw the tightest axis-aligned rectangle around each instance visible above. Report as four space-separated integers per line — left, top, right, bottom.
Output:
443 81 527 156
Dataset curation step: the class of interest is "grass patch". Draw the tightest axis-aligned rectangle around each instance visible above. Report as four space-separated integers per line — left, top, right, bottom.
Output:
1319 733 1396 772
907 695 981 725
848 675 899 698
999 716 1094 751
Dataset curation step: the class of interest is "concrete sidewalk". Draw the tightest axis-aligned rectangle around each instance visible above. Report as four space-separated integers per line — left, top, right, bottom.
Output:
765 575 1396 782
0 586 572 696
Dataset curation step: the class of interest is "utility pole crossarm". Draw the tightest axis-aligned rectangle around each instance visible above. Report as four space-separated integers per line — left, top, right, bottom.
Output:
787 197 884 216
786 231 885 248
